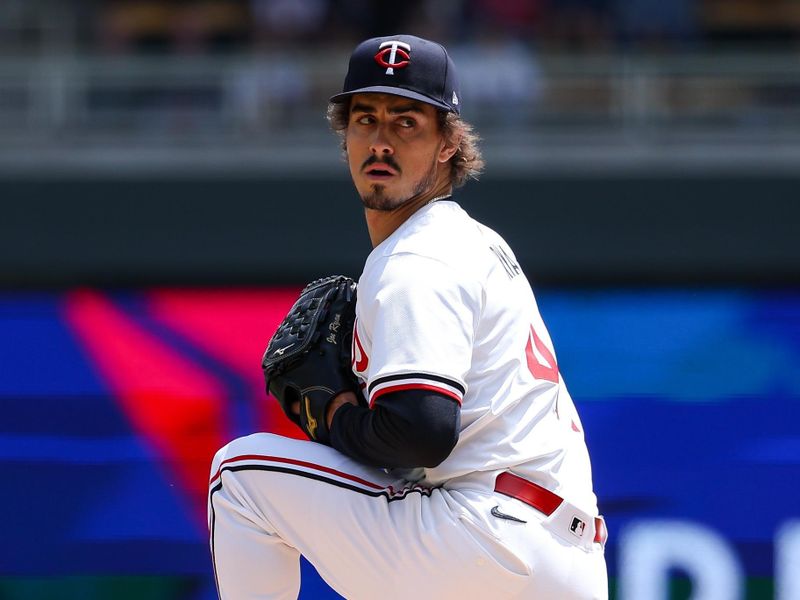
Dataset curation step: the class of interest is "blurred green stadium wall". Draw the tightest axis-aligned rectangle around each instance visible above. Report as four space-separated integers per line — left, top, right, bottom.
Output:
1 173 797 287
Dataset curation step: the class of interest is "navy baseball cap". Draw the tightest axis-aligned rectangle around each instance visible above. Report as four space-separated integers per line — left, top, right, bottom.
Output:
330 34 461 114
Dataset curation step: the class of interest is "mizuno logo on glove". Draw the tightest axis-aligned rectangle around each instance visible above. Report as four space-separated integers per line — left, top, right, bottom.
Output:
273 343 294 357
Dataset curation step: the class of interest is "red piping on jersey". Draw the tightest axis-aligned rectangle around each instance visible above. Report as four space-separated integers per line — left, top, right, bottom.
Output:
209 454 384 490
369 383 463 407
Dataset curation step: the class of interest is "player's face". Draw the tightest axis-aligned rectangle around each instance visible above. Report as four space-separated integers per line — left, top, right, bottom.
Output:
345 93 450 211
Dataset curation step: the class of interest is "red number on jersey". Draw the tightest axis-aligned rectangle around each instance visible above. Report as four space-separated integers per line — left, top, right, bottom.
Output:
525 325 559 384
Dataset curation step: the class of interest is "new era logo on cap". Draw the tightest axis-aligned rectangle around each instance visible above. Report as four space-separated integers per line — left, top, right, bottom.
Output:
330 34 461 114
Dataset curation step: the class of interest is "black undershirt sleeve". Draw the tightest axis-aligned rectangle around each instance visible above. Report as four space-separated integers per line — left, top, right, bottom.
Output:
328 388 460 469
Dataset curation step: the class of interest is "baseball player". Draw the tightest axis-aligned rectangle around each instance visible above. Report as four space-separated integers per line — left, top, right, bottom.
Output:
209 34 608 599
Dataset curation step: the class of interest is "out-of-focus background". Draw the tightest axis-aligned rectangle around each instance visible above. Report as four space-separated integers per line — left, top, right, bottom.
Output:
1 1 798 599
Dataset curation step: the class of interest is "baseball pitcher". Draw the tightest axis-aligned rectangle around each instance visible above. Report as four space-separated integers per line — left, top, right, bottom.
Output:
209 34 608 599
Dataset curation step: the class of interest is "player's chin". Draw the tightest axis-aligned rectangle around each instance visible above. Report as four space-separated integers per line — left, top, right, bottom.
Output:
360 185 405 212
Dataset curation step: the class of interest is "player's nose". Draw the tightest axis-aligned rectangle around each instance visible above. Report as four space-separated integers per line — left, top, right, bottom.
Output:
369 125 394 156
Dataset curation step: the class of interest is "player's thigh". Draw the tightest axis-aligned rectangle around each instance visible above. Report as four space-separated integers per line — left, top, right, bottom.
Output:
209 432 401 537
208 434 531 599
209 434 403 589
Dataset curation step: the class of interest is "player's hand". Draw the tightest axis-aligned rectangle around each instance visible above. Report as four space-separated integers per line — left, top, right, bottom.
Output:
326 391 359 428
289 390 357 434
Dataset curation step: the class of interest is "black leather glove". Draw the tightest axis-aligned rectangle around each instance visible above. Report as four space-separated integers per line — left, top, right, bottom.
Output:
262 275 362 444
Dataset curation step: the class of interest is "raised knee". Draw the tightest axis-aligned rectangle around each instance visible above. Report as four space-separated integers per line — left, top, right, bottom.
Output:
210 432 298 480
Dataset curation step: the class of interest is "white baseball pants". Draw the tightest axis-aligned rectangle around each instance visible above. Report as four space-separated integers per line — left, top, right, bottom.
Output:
209 433 607 599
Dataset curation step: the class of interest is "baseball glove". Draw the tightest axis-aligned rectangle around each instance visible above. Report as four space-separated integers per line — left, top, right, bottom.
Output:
262 275 361 444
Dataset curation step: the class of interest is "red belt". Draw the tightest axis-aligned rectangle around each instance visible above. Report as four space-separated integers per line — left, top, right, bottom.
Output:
495 472 607 545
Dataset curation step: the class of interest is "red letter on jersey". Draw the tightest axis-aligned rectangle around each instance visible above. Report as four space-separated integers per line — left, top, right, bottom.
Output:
352 318 369 374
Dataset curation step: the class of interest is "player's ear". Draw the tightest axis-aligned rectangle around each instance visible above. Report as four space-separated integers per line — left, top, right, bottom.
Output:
437 133 460 164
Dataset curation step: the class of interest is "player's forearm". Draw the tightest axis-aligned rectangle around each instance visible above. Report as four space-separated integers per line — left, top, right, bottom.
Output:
329 390 460 469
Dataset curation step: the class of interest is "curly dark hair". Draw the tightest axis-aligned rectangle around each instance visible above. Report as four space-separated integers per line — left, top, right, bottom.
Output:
326 100 484 189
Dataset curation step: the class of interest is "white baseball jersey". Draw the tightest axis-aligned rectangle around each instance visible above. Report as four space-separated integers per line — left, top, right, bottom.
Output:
209 199 607 600
352 200 598 514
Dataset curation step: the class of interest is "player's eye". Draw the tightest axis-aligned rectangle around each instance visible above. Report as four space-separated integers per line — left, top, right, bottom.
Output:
397 117 416 128
354 114 374 125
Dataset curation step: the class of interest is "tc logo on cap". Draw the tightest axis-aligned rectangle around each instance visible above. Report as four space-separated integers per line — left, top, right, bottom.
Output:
374 41 411 75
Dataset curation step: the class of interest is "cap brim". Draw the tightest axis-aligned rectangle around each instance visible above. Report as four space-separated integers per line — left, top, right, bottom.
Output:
329 86 453 112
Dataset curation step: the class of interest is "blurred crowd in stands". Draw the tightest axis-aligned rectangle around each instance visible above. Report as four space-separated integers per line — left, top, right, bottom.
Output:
1 0 800 57
0 0 797 141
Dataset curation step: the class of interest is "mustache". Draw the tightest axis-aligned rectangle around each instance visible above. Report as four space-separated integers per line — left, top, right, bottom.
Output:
362 155 401 173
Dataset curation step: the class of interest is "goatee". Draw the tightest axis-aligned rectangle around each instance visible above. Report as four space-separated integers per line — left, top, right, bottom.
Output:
360 159 438 212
